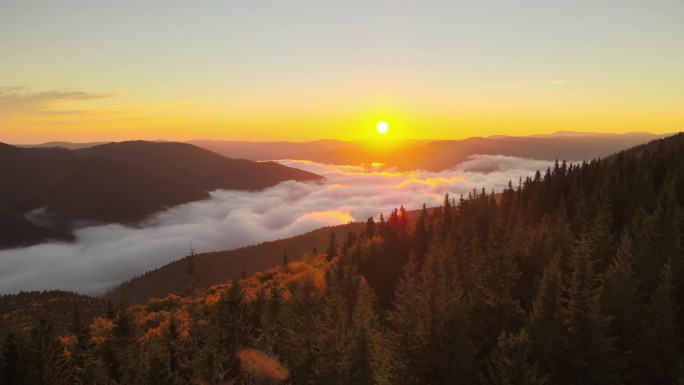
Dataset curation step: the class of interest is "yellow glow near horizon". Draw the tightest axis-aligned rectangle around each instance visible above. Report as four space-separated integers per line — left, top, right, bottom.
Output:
2 3 683 144
1 84 682 144
376 121 389 134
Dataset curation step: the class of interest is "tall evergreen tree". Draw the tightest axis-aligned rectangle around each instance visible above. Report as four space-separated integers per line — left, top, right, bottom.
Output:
387 254 421 385
415 241 476 384
326 232 339 261
0 333 20 385
600 232 640 382
21 319 78 385
560 236 620 385
528 257 564 381
413 204 431 262
347 278 381 385
471 230 525 361
587 183 616 273
311 268 352 384
480 328 549 385
634 263 683 385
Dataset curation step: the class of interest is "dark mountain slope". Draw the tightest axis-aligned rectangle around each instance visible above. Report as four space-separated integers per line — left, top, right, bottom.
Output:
76 141 322 191
0 144 82 212
48 157 208 223
0 144 207 244
187 139 353 162
0 141 323 248
0 204 73 248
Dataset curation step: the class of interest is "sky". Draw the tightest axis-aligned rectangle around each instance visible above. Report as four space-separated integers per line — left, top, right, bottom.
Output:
1 0 683 143
0 155 553 294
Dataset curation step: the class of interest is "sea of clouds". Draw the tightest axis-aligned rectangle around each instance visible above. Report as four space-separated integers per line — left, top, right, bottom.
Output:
0 155 553 295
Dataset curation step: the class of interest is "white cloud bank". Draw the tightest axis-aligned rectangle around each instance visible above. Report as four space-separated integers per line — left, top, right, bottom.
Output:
0 155 553 295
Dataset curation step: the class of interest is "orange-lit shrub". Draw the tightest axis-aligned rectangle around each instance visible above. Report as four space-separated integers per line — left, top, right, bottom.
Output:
237 348 288 384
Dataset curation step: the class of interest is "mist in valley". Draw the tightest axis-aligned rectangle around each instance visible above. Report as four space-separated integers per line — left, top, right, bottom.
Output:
0 155 554 294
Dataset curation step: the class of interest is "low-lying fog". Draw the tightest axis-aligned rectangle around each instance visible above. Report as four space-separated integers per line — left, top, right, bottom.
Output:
0 155 553 295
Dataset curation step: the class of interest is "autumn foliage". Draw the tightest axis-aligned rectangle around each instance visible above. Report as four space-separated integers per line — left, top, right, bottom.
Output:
2 133 684 384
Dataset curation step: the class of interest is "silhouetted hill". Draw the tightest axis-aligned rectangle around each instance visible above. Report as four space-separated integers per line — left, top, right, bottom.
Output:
0 143 207 247
0 141 323 248
48 157 208 223
19 141 107 150
77 141 322 191
187 139 353 161
0 144 81 212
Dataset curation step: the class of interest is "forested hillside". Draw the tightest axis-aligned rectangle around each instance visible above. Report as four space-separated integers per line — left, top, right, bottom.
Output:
0 291 108 344
1 133 683 384
106 209 429 305
106 221 368 305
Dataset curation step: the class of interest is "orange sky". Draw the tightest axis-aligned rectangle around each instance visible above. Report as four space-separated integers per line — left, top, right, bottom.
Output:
1 1 683 144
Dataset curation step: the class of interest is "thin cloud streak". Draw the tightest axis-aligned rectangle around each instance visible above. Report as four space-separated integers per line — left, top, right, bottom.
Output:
0 155 553 295
0 86 115 117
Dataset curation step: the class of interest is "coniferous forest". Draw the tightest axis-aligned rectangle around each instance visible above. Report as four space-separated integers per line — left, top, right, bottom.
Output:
2 133 684 384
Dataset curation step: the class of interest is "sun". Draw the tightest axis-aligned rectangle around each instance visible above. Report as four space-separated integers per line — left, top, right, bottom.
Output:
376 121 389 134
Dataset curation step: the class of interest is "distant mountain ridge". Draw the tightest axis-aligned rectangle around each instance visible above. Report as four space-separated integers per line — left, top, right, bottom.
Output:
19 141 109 150
393 133 670 171
188 132 669 171
0 141 322 248
525 130 667 138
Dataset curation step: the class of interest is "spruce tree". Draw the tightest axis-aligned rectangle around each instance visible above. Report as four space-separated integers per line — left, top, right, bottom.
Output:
326 232 339 261
387 254 421 385
415 241 476 384
528 257 564 381
587 183 616 273
347 278 380 385
480 328 549 385
634 263 683 385
560 236 620 385
471 230 524 361
600 232 640 382
311 268 352 384
0 333 20 385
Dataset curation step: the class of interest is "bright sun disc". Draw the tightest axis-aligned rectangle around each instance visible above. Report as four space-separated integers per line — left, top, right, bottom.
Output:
376 121 389 134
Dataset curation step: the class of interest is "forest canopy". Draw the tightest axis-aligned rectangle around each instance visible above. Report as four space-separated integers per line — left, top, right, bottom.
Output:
2 133 684 384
